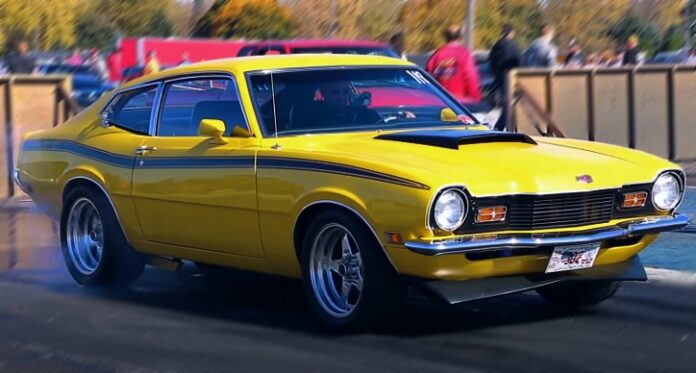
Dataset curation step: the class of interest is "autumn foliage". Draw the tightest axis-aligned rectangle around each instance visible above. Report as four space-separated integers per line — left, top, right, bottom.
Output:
0 0 692 55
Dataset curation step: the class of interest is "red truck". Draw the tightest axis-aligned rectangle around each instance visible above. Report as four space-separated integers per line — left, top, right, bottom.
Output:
115 37 397 82
118 37 246 69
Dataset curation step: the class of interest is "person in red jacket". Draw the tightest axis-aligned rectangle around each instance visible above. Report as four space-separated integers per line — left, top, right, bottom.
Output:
426 25 482 104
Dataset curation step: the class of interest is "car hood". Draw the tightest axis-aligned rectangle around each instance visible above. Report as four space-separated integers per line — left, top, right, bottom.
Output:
276 128 677 196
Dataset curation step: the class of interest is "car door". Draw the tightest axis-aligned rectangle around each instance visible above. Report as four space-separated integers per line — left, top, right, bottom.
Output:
131 75 263 258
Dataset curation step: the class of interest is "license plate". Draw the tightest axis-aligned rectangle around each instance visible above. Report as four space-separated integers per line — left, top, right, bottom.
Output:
545 243 600 273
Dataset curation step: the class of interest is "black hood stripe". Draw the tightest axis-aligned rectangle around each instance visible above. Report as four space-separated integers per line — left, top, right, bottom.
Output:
257 157 429 189
375 129 536 149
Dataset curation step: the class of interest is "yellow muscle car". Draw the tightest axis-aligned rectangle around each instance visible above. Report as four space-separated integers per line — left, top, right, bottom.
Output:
14 55 689 330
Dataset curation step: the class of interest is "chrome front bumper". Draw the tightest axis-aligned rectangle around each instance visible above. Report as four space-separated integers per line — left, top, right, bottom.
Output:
405 214 691 256
12 168 31 194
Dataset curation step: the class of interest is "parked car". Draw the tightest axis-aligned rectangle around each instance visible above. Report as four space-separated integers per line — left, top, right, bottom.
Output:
235 39 398 57
39 64 116 109
648 49 689 64
121 64 174 83
15 55 688 330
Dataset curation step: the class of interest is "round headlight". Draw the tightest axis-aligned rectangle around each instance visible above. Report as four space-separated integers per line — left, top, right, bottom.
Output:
652 173 681 211
433 189 467 231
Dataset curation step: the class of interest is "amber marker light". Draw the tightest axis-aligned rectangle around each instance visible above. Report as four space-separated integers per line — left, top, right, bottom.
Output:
622 192 648 208
385 232 403 244
475 206 507 223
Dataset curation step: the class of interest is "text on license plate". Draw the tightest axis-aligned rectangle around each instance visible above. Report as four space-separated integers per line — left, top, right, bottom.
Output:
545 243 600 273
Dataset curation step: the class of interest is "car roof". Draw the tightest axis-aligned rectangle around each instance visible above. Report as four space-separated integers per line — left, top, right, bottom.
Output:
122 54 414 89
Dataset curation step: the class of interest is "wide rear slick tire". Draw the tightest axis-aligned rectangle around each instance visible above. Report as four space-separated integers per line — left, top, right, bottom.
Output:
300 209 403 331
61 186 145 287
536 280 621 308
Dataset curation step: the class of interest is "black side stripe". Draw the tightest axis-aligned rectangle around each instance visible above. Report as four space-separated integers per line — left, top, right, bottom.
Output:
138 157 254 169
257 157 429 190
23 139 135 168
22 139 429 189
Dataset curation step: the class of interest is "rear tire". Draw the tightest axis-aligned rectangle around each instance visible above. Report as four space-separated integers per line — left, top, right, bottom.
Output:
61 186 145 287
300 209 404 331
536 280 621 308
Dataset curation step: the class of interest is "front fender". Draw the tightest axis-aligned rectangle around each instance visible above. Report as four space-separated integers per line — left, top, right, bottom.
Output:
258 171 432 277
291 187 371 232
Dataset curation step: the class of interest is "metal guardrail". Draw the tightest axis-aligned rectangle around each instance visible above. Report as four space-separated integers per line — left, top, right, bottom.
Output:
510 85 565 137
509 65 696 161
1 75 76 200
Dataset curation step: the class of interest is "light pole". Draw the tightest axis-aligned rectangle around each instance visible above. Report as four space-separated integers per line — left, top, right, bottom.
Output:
190 0 204 35
465 0 475 49
685 0 692 49
330 0 338 37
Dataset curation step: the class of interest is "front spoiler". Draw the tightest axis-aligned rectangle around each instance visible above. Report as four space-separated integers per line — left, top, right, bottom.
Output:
413 256 647 305
405 214 690 256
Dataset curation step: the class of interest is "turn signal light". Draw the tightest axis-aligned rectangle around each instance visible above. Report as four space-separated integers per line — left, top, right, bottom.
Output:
385 232 403 244
475 206 507 223
622 192 648 208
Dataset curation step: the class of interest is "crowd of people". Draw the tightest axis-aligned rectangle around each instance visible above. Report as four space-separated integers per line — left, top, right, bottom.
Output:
423 23 696 130
2 26 695 119
0 40 113 79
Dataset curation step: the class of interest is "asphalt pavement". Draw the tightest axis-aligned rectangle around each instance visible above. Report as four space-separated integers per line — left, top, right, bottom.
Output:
0 203 695 372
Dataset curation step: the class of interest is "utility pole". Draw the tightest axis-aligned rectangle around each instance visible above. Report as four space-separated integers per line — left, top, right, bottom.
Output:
685 0 692 49
190 0 204 35
330 0 338 37
465 0 475 49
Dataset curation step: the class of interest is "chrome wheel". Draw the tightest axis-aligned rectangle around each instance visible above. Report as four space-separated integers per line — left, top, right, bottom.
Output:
309 223 364 318
66 198 104 275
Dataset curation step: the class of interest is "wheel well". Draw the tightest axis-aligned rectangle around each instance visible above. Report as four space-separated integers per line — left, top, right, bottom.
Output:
294 203 378 262
62 177 132 246
62 177 105 203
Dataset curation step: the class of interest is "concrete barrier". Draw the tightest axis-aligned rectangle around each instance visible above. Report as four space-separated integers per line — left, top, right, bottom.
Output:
510 65 696 161
0 75 75 200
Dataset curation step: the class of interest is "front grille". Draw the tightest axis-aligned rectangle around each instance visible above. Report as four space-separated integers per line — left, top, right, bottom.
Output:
459 189 619 233
506 190 615 230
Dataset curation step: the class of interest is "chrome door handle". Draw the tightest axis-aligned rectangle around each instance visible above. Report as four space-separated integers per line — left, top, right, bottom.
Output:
135 145 157 155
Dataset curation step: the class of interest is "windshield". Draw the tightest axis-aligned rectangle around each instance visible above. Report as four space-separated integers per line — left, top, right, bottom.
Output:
248 67 476 136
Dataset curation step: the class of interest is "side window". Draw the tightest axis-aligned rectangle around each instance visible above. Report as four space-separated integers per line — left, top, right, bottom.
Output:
106 85 157 135
158 77 248 137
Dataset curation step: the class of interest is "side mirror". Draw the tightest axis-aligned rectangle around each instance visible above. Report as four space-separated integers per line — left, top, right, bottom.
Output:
440 108 459 122
199 119 228 144
100 111 112 128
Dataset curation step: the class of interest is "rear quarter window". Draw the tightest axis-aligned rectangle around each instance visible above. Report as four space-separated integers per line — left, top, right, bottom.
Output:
104 85 158 135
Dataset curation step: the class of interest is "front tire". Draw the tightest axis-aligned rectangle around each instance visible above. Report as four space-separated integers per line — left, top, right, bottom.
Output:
61 186 145 287
300 209 403 331
536 280 621 308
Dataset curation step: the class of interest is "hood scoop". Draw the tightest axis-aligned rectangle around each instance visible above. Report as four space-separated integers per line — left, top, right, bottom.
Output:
374 129 537 149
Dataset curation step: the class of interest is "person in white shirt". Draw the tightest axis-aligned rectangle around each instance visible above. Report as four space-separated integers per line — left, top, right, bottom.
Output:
687 49 696 65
